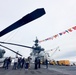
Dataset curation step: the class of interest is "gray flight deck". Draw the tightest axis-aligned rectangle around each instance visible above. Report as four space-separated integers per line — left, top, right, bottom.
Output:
0 64 76 75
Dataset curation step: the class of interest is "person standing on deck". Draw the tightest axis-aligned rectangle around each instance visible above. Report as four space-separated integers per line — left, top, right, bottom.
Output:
45 59 48 68
13 56 18 70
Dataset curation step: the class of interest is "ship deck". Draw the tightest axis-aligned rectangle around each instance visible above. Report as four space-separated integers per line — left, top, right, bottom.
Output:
0 64 76 75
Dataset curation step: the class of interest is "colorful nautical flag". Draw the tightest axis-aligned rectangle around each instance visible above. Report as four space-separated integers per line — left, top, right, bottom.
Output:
39 26 76 43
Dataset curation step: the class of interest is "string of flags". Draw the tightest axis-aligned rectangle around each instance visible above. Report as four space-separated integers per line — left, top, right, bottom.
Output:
39 26 76 43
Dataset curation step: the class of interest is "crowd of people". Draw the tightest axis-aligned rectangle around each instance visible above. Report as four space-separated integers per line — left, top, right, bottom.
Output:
2 56 48 70
2 56 30 70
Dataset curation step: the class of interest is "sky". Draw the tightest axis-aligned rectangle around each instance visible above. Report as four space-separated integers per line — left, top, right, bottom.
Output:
0 0 76 61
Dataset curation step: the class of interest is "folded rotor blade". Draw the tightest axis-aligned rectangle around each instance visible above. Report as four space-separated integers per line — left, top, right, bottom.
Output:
0 44 22 56
0 8 45 37
0 41 33 49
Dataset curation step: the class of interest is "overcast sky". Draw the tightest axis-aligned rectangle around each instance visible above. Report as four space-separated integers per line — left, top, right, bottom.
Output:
0 0 76 61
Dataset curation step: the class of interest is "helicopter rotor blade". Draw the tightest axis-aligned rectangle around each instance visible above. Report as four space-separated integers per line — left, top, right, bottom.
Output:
0 41 33 49
0 8 46 37
0 44 22 56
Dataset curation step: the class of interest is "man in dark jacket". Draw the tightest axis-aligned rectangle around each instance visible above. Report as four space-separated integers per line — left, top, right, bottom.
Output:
34 57 38 69
45 59 48 68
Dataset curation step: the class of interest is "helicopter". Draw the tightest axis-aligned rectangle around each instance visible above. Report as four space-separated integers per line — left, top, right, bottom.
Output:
0 48 5 58
0 8 46 61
